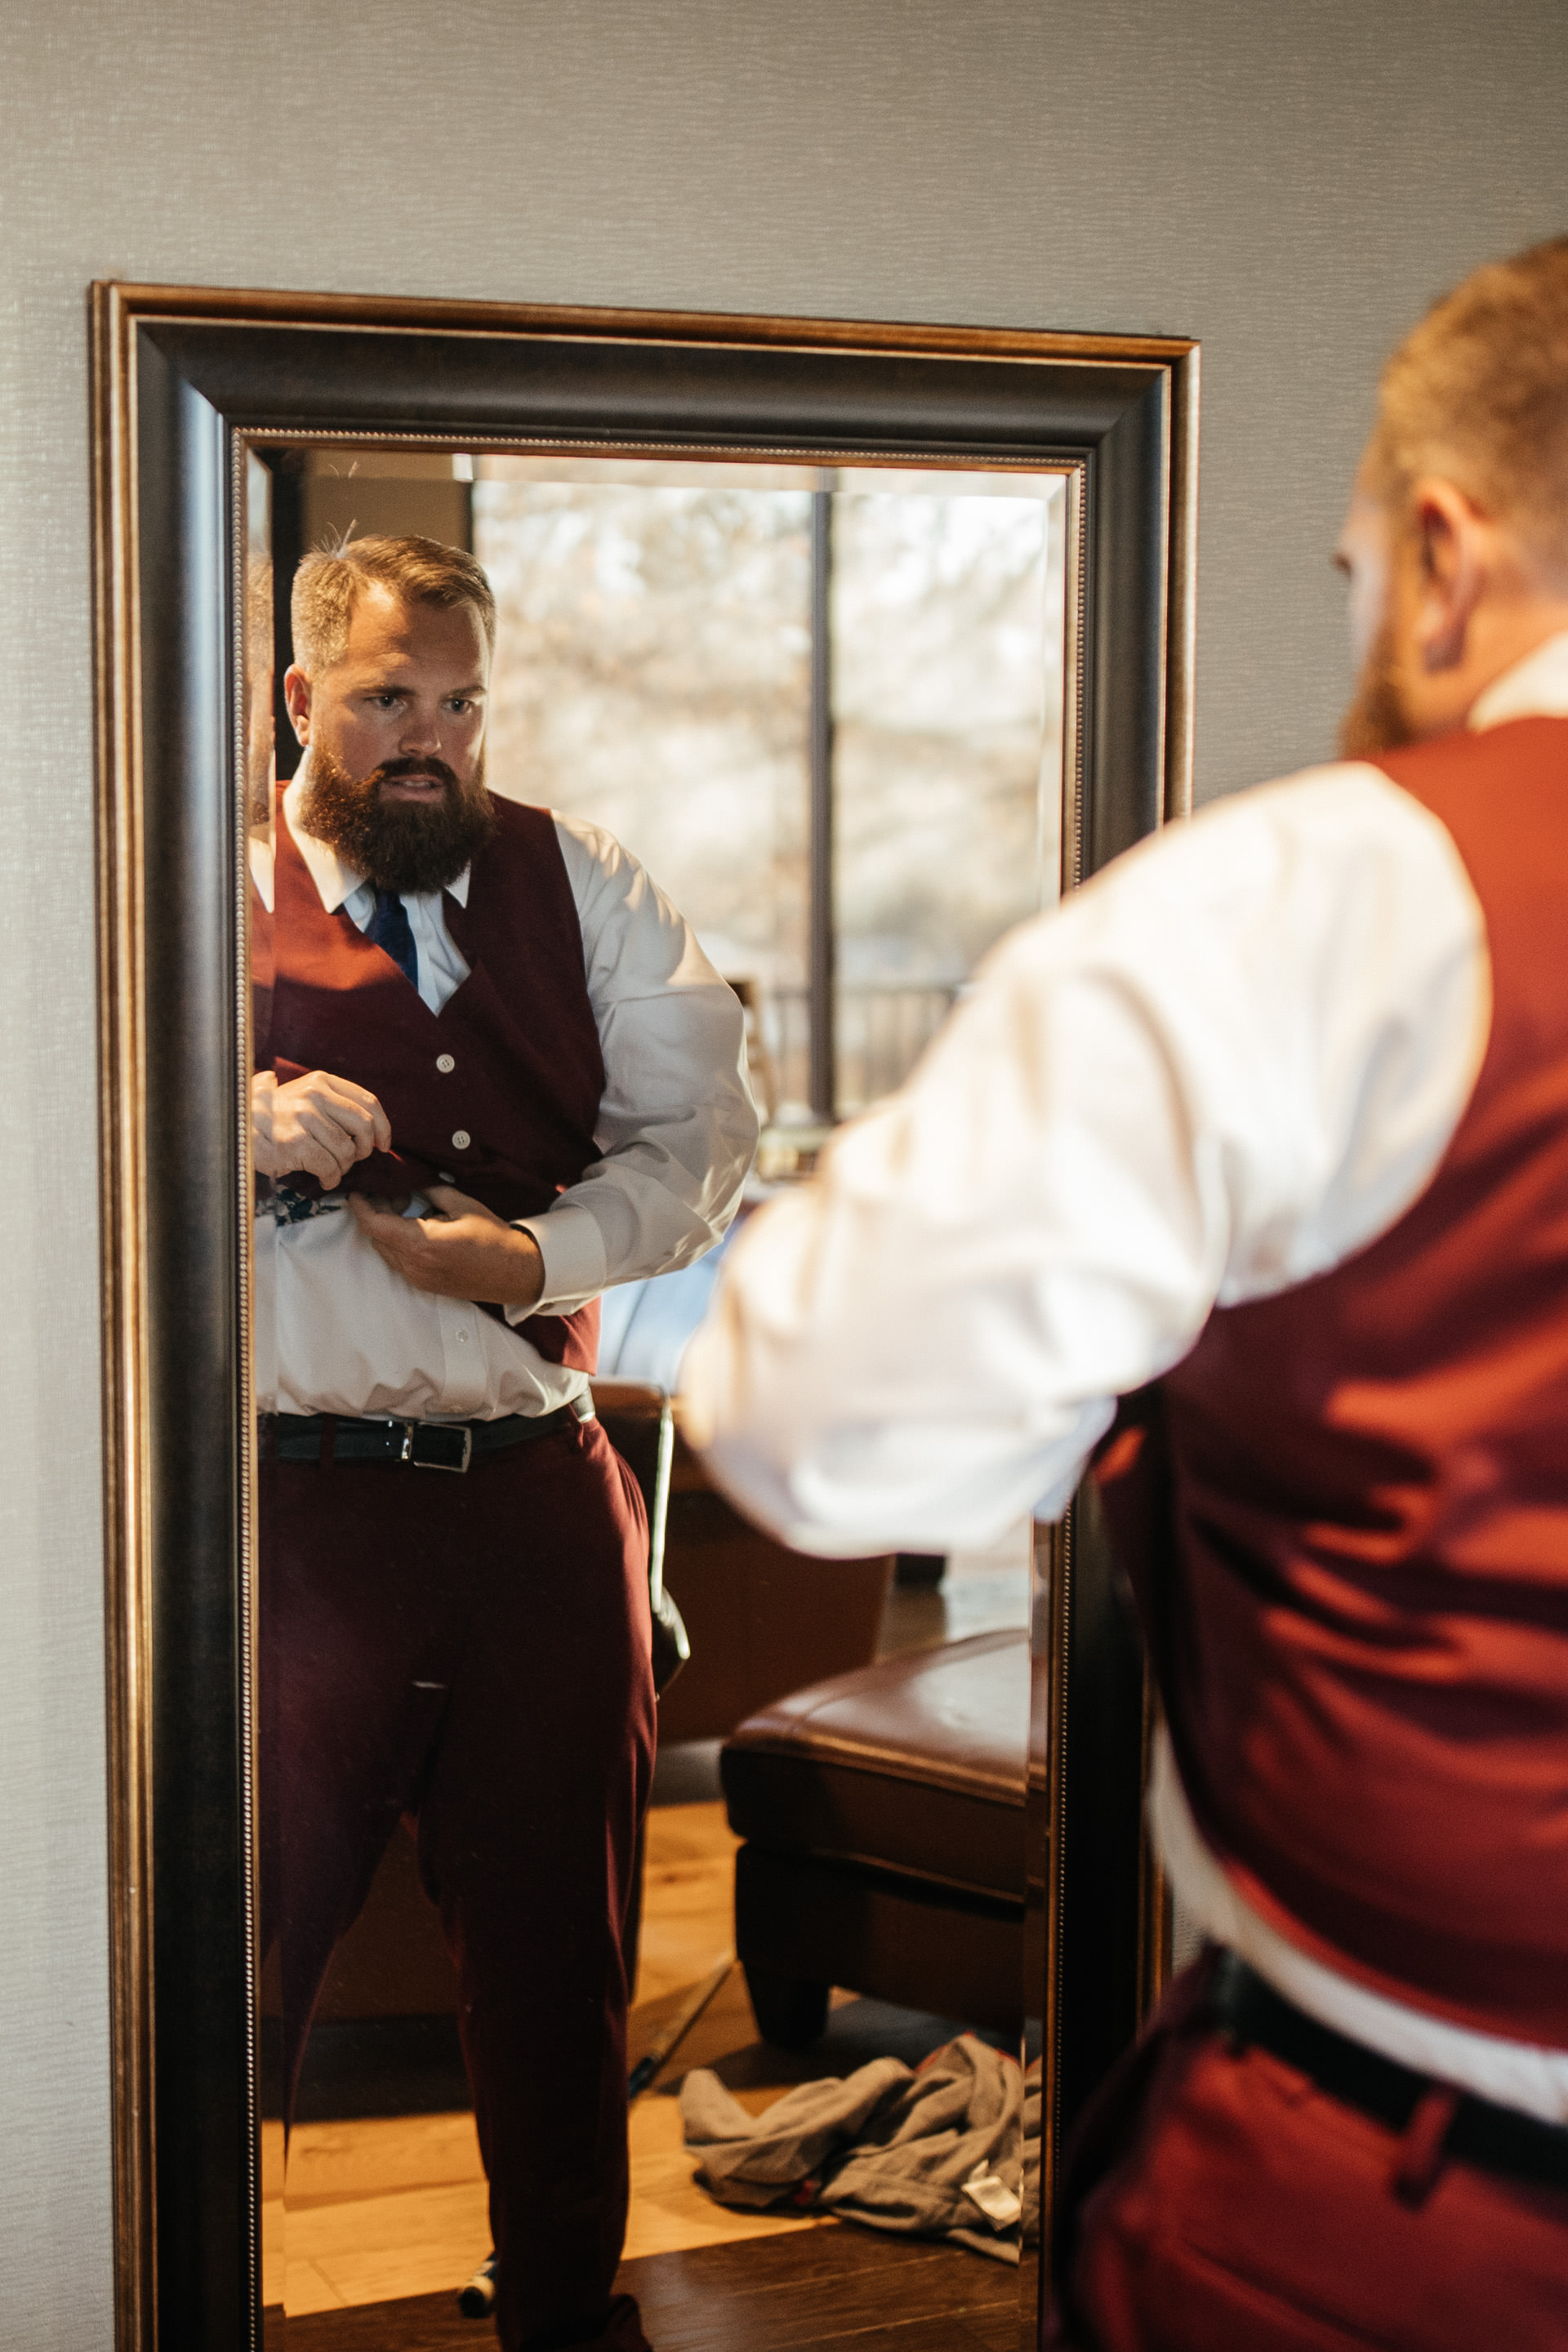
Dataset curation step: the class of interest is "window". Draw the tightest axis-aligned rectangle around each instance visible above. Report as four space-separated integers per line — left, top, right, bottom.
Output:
473 456 1067 1126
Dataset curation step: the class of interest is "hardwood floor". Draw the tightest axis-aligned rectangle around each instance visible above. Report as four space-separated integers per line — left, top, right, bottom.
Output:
276 1545 1036 2340
278 2109 487 2316
621 2230 1019 2352
279 1803 831 2316
285 2225 1019 2352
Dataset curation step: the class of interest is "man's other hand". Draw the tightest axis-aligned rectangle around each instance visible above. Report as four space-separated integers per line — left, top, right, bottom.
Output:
252 1068 392 1186
349 1185 546 1312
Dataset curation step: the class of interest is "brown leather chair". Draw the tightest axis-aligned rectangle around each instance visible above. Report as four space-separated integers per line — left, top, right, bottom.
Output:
721 1629 1037 2047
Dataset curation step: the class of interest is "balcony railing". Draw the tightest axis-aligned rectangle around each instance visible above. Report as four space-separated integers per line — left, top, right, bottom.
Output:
746 981 962 1122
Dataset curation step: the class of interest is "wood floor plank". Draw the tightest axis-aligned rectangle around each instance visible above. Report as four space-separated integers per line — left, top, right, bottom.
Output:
275 2051 825 2313
278 1783 1037 2344
283 2287 477 2347
619 2227 1018 2352
287 2110 484 2207
283 2218 1026 2350
637 1802 741 2010
286 2179 491 2313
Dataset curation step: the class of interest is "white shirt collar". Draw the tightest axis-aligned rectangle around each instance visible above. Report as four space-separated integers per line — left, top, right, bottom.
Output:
1468 629 1568 733
281 761 473 910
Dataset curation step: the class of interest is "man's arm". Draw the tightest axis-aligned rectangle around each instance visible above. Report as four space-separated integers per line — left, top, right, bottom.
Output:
680 764 1490 1557
337 818 758 1323
349 1185 544 1310
505 814 760 1320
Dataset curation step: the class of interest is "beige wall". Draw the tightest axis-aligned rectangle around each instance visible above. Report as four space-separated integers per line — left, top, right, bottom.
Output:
1 3 1563 2337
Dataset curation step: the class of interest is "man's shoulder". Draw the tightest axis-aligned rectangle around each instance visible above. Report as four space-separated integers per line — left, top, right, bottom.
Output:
480 794 621 869
1065 760 1428 917
475 791 579 880
978 758 1468 1007
475 800 661 938
463 794 581 929
483 791 560 846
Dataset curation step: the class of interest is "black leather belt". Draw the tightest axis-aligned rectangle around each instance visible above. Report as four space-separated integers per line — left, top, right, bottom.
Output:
1211 1949 1568 2195
265 1398 590 1473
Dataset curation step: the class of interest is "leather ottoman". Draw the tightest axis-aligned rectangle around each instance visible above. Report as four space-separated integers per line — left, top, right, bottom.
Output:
721 1629 1037 2047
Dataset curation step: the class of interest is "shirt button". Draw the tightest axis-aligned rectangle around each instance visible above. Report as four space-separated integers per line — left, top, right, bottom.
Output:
456 1330 468 1344
436 1054 456 1074
452 1129 471 1151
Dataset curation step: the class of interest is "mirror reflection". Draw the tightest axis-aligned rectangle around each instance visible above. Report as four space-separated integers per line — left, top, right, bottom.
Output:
248 445 1067 2350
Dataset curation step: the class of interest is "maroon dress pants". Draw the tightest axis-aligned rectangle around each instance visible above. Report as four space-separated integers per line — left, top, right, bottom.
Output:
1047 1958 1568 2350
260 1414 656 2352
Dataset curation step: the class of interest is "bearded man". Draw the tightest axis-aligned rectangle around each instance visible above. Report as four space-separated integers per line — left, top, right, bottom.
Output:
251 532 757 2352
684 236 1568 2347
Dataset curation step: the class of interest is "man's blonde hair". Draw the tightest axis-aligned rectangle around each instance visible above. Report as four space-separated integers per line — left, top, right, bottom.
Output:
1369 235 1568 572
290 533 497 675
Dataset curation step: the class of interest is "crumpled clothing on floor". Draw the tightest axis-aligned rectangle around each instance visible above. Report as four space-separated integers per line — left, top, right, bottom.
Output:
680 2032 1041 2264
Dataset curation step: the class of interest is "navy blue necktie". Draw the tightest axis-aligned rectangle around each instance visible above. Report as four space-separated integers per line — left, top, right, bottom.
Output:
367 888 419 991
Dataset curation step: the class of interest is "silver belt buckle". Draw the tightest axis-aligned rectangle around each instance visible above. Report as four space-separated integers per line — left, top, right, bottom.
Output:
399 1419 474 1472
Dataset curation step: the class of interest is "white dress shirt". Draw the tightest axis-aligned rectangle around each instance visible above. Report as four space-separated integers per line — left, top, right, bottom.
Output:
683 630 1568 2115
252 768 759 1420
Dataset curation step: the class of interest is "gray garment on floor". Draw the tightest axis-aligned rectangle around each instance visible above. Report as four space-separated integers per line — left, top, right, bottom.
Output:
680 2034 1040 2264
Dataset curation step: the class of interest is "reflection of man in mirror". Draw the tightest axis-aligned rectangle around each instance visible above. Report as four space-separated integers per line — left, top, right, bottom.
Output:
250 533 758 2352
687 238 1568 2349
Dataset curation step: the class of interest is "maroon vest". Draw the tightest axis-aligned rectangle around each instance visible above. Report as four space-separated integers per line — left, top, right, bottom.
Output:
254 787 604 1371
1097 715 1568 2043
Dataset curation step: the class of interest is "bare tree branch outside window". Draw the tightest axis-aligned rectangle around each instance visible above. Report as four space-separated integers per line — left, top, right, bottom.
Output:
474 464 1064 1124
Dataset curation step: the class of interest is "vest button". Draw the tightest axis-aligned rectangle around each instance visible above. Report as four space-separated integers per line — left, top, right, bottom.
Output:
452 1129 471 1151
436 1053 456 1074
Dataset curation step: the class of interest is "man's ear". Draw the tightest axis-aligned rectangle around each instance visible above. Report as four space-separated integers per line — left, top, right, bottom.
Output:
1410 479 1487 675
282 662 313 746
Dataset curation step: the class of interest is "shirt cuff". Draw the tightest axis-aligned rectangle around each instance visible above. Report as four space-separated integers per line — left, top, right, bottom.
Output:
508 1200 608 1320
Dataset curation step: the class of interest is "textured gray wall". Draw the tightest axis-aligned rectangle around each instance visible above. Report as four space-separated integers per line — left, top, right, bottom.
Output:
1 3 1563 2338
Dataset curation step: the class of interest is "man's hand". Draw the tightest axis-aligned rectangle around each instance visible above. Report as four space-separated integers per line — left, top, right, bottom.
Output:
252 1069 392 1186
349 1185 546 1312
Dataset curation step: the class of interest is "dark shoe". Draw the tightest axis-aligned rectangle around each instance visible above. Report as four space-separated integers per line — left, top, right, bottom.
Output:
518 2293 652 2352
597 2296 652 2352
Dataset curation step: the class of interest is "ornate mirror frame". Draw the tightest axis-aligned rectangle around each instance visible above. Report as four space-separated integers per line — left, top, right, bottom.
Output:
91 282 1197 2347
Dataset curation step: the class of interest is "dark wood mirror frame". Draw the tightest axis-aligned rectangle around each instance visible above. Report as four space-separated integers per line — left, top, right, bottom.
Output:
91 281 1197 2350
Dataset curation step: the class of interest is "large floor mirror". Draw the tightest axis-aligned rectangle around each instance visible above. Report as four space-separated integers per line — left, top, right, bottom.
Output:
92 285 1196 2350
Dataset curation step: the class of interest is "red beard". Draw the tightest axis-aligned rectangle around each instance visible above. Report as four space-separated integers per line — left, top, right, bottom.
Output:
299 747 495 894
1337 616 1419 760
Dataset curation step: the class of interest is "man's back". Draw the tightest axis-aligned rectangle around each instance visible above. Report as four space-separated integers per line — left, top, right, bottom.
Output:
1125 713 1568 2047
686 234 1568 2352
